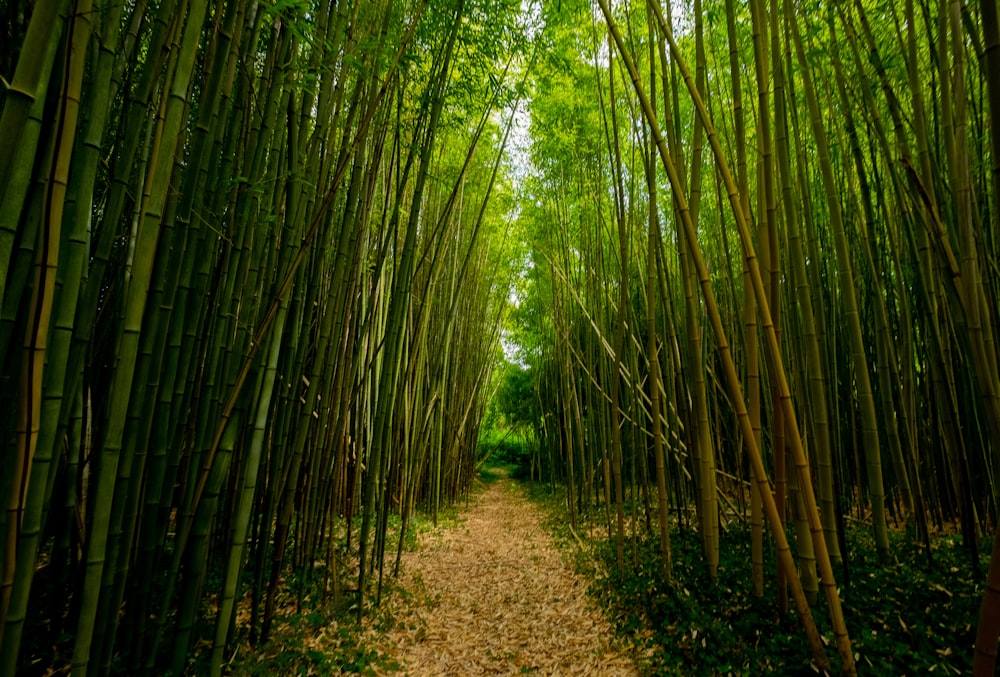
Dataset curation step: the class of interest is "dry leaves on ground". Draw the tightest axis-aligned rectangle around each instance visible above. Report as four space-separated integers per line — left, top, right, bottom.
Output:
373 476 637 676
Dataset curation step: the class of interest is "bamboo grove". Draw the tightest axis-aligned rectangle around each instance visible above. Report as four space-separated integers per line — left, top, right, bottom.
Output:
0 0 532 673
6 0 1000 674
508 0 1000 674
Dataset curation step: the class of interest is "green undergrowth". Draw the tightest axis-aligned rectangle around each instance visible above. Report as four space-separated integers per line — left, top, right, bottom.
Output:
224 605 400 677
478 431 533 479
521 483 981 676
479 463 519 483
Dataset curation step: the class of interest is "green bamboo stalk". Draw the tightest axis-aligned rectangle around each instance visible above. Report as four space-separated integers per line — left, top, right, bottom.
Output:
0 0 71 305
606 34 628 569
643 105 672 580
722 0 765 597
210 299 288 676
1 0 89 659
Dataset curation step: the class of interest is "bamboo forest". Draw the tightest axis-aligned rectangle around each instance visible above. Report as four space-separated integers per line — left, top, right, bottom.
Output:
3 0 1000 674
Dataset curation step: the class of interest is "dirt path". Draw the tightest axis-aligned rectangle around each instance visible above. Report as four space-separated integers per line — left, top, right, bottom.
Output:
375 474 637 676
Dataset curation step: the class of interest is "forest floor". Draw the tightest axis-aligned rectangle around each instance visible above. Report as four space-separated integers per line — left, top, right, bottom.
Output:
228 468 981 676
370 468 637 675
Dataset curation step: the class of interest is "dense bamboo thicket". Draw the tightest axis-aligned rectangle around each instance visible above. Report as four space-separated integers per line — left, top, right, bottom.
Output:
507 0 1000 675
0 0 530 673
6 0 1000 674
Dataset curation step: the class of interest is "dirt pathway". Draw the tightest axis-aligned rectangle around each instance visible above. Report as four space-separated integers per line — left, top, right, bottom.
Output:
375 474 637 676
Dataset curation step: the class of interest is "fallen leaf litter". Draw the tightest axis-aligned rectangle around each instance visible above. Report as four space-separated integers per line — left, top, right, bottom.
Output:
373 475 637 676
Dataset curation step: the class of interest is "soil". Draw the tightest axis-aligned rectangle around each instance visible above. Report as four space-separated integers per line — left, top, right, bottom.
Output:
375 473 637 676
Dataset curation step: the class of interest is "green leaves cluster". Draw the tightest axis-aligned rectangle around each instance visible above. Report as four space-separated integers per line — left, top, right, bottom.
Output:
588 525 979 676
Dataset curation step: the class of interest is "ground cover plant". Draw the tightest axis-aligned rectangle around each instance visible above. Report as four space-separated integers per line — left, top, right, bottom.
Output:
523 479 980 676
